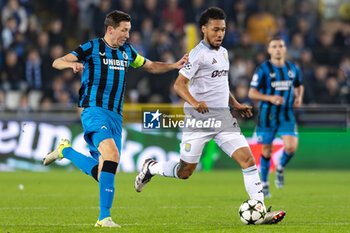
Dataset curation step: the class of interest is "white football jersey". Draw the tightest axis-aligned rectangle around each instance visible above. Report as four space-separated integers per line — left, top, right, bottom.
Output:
179 40 230 109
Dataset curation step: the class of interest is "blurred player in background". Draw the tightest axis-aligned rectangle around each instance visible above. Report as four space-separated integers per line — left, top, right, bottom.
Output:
248 37 304 197
43 10 188 227
135 7 285 224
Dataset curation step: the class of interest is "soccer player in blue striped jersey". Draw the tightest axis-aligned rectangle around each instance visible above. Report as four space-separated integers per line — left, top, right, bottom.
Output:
248 37 304 197
43 10 188 227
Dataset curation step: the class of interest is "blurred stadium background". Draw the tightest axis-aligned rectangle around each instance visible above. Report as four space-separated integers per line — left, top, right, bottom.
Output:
0 0 350 172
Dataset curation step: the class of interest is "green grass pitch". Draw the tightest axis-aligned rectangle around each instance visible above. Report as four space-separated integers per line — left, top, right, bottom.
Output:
1 170 349 232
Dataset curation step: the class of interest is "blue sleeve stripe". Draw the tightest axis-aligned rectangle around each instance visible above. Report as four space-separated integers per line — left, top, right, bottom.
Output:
128 44 138 60
81 41 92 51
188 44 203 61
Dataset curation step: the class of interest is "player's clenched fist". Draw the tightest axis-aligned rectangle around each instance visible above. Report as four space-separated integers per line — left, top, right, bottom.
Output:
269 95 284 105
293 96 302 107
193 101 209 114
71 62 85 73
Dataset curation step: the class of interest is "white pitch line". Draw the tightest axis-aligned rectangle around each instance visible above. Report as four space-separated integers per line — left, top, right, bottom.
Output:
283 222 350 226
0 206 215 210
2 224 92 226
0 207 98 210
2 222 350 227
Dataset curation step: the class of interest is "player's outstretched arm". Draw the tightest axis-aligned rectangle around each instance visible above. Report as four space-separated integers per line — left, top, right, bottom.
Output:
248 87 284 105
52 53 85 73
174 74 208 114
142 54 188 74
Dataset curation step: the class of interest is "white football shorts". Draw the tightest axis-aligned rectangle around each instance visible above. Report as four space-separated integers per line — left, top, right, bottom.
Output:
180 130 249 164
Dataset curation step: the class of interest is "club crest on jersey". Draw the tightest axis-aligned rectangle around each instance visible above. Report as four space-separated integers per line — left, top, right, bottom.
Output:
185 143 191 152
288 70 294 78
122 51 128 60
223 52 228 62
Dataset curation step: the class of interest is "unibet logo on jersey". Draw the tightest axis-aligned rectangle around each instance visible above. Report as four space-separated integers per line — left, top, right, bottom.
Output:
102 58 128 70
143 110 161 129
271 80 293 90
101 50 129 71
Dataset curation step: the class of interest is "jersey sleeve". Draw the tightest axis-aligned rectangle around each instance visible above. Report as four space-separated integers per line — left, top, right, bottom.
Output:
250 66 265 90
293 65 303 87
71 41 93 61
179 49 201 80
128 44 147 68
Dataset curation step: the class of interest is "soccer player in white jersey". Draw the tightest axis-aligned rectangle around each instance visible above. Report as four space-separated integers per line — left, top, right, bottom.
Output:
135 7 285 224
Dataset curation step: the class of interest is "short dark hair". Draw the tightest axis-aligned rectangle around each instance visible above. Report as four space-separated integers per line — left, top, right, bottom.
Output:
267 37 285 46
198 7 226 29
104 10 131 31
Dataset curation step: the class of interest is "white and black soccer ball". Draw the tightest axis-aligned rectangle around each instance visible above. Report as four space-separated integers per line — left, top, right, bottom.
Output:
239 199 266 225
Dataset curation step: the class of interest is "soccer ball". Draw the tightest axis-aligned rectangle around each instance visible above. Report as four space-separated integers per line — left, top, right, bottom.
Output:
239 199 266 225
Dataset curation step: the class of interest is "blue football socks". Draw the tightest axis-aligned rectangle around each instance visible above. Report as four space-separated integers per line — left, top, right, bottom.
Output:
62 147 99 180
260 155 271 183
280 151 294 167
98 161 118 221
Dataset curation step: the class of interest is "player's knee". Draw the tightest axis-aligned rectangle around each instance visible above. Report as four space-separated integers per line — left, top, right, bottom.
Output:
284 145 296 154
240 154 256 168
236 149 256 167
262 148 272 158
110 150 119 162
101 146 119 162
246 154 256 167
98 140 120 162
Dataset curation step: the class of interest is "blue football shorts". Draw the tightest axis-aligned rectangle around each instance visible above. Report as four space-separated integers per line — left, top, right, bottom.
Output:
81 106 122 160
256 121 298 144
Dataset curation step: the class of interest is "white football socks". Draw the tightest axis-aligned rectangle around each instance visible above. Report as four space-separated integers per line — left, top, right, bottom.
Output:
242 165 264 203
276 164 284 171
149 160 179 178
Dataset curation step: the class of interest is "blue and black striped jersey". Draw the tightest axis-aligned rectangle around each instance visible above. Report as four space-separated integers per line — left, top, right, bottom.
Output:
250 60 302 127
72 38 146 114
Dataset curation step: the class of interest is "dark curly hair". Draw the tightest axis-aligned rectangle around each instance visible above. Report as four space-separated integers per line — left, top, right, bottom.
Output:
198 7 226 29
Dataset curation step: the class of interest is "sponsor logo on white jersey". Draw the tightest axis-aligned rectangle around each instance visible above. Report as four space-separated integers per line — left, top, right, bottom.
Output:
211 69 229 78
